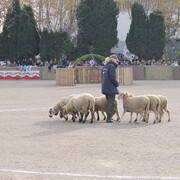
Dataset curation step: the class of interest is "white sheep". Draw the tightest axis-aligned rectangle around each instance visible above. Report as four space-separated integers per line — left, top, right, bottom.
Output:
118 91 150 123
134 95 160 123
61 93 95 123
95 96 120 121
157 95 170 122
49 94 79 120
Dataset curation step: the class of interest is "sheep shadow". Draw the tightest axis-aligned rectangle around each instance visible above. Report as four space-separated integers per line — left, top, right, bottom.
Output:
26 115 160 138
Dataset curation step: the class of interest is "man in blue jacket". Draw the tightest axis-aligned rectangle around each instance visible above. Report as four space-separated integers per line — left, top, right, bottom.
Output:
101 55 119 123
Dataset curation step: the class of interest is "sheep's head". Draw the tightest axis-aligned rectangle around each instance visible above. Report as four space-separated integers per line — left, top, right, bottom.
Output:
118 91 134 99
118 91 127 99
59 110 68 120
49 108 58 118
61 106 69 117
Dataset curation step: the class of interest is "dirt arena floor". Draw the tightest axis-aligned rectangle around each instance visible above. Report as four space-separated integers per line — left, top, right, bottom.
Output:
0 80 180 180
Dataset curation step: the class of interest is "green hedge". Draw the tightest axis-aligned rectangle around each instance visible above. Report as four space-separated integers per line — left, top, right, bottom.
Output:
72 54 105 68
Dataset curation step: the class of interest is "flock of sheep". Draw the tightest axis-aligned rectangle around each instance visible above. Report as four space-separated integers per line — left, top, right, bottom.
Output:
49 92 170 124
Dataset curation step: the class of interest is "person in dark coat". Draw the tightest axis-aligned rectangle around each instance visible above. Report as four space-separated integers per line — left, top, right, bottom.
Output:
101 55 119 123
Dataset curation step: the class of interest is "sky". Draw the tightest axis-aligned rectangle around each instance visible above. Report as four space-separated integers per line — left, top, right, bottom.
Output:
117 12 131 41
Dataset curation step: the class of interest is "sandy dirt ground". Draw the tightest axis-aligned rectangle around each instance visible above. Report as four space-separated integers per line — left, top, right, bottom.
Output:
0 80 180 180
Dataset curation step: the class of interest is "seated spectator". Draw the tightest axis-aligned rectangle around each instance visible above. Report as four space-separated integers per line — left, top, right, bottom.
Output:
146 60 151 66
53 64 58 71
89 58 95 67
166 61 171 66
156 59 163 66
93 61 98 67
54 58 58 65
136 60 141 65
77 62 82 66
44 61 49 67
68 61 74 68
36 60 41 66
39 61 44 66
62 58 68 68
57 59 63 68
10 61 17 67
140 59 146 65
84 61 90 66
17 60 21 67
171 61 179 66
20 59 27 72
26 58 33 72
151 59 156 65
48 59 53 71
6 59 11 67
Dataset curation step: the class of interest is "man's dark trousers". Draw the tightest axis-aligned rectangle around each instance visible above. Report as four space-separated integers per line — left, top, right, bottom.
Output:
105 94 115 122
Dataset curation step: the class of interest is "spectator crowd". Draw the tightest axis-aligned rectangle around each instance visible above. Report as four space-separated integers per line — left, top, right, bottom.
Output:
0 55 179 72
118 55 179 67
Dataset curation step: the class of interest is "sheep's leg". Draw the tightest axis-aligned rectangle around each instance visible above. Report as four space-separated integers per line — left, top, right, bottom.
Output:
71 111 77 122
64 115 68 121
119 111 126 122
72 115 76 122
90 110 94 124
134 113 138 122
79 113 83 123
84 111 89 119
84 111 90 123
144 112 149 123
153 111 158 124
115 110 120 121
76 112 80 120
163 108 170 122
138 112 144 122
82 113 87 124
96 111 100 121
129 112 133 123
102 112 106 120
159 110 164 123
166 110 170 122
135 112 144 122
141 112 148 122
74 112 79 122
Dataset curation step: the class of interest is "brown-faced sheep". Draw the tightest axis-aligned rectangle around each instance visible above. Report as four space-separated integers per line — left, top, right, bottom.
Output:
95 96 120 121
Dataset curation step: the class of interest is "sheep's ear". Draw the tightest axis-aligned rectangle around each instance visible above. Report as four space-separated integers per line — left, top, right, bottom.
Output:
118 93 123 99
129 93 134 97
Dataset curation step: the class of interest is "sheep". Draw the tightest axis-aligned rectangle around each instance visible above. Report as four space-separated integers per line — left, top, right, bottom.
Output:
61 93 95 123
118 91 150 123
49 94 79 120
94 96 120 121
134 95 160 124
157 95 170 122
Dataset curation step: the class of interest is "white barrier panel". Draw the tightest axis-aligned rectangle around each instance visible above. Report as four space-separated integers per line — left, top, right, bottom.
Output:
0 71 39 79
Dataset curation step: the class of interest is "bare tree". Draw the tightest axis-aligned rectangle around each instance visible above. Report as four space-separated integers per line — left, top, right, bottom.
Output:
0 0 80 36
0 0 12 32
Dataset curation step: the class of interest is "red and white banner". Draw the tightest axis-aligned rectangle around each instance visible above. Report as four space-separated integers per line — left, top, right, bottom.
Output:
0 71 39 79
